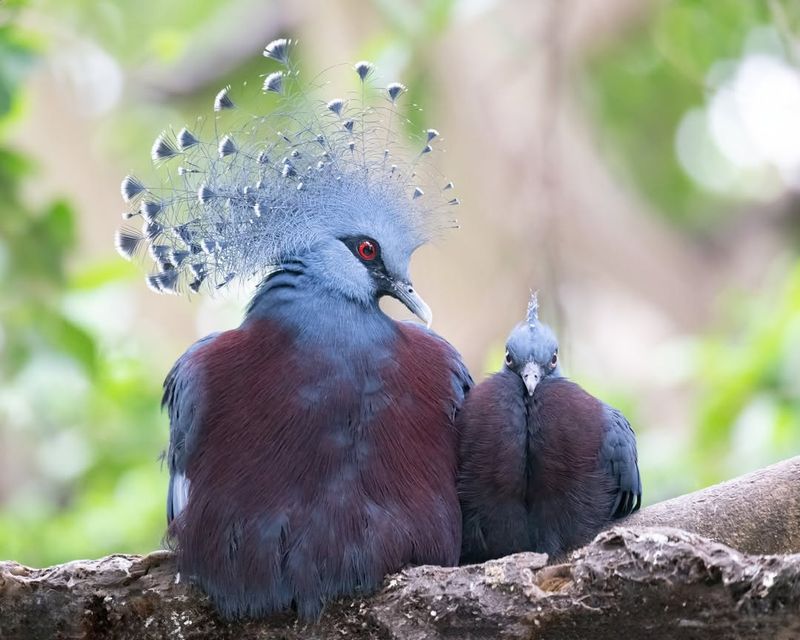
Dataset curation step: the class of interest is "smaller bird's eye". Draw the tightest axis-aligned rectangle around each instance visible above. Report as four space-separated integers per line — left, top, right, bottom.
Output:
357 239 378 261
550 353 558 368
504 351 512 367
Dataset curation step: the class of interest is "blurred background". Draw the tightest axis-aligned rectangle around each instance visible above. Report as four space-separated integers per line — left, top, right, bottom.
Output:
1 0 799 567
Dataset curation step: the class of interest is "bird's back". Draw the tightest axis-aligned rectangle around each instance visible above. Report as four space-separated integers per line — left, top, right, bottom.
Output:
169 315 463 619
525 377 617 557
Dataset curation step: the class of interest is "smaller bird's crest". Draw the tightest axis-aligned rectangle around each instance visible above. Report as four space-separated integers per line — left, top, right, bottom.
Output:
526 290 539 326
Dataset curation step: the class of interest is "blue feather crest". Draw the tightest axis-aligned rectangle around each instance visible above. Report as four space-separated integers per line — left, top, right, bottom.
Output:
117 43 458 295
526 290 539 325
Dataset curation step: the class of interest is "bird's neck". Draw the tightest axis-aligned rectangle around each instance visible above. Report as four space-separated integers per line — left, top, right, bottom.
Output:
243 261 393 347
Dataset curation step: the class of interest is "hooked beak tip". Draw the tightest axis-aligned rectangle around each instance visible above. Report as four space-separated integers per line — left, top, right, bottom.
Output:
418 302 433 328
391 280 432 328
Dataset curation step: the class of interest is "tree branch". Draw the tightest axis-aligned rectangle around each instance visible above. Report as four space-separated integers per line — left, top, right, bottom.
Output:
1 457 799 639
618 456 800 555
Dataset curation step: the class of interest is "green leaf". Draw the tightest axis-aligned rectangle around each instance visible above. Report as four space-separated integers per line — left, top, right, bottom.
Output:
70 259 138 290
0 25 38 121
34 307 99 377
42 200 76 250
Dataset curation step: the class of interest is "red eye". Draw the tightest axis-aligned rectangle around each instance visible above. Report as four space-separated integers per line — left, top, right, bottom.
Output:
357 239 378 261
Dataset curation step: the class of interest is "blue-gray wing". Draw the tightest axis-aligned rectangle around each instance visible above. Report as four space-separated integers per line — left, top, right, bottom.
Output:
162 333 218 523
448 346 474 419
600 405 642 518
406 322 474 417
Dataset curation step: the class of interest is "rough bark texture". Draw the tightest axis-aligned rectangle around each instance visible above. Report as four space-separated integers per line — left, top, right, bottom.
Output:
1 457 798 640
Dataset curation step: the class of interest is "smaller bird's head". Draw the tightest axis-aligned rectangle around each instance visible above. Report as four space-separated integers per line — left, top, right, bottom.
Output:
503 292 561 396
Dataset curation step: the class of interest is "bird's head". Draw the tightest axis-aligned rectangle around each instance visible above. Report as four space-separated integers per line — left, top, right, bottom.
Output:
503 292 561 396
296 184 433 326
115 41 456 328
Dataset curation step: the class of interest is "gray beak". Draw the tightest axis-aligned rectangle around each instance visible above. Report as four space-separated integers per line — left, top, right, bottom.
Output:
391 280 433 328
521 361 542 396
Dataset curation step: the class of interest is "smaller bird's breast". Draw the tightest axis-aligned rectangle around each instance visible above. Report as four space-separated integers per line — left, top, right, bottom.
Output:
457 369 531 562
526 378 607 493
523 378 618 556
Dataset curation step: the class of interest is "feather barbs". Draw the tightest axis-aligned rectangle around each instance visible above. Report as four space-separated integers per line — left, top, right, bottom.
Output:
527 291 540 325
263 38 292 65
116 42 458 297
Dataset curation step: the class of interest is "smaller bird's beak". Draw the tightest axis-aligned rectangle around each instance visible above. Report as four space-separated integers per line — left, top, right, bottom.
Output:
521 361 542 396
390 280 433 328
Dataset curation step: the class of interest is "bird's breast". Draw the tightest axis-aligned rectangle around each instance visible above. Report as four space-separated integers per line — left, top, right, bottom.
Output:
525 378 606 493
183 315 461 567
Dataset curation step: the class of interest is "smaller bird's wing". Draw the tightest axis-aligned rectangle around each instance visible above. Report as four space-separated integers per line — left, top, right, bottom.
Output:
162 333 218 523
599 406 642 518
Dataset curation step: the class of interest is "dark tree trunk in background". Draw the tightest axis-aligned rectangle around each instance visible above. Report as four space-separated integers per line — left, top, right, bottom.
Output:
1 457 799 640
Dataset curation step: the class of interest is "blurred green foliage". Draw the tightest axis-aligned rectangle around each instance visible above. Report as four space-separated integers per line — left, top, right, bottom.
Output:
0 0 799 568
692 263 800 484
585 0 800 228
0 9 164 565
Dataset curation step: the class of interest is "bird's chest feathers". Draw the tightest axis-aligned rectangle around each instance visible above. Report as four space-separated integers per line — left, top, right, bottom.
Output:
199 316 454 459
523 397 547 480
189 315 459 537
521 380 605 495
293 349 400 434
